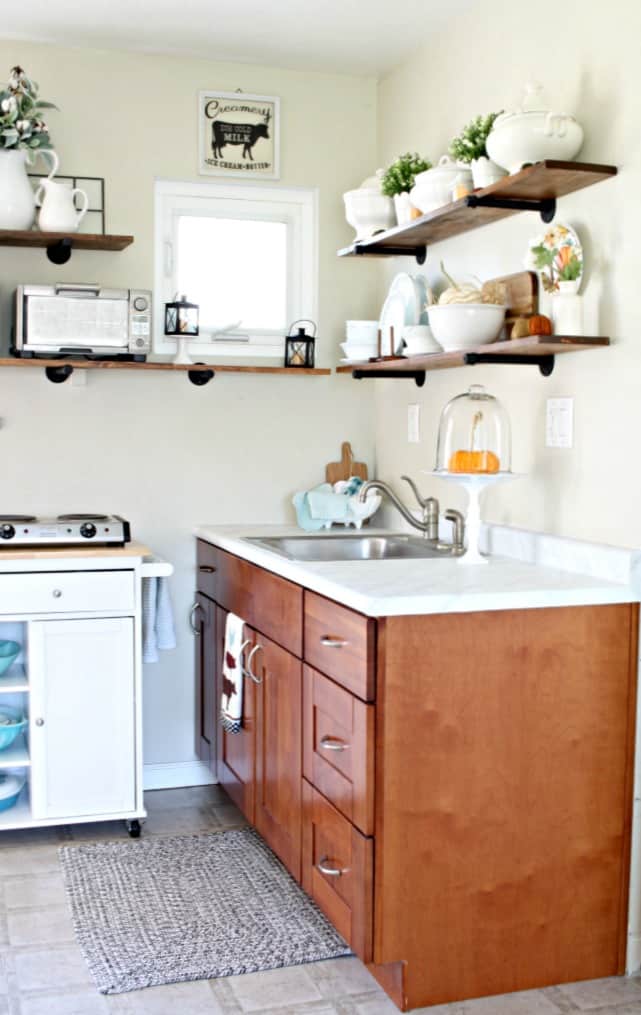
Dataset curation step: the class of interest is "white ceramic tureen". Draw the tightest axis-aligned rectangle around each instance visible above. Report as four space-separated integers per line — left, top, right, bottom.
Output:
409 156 471 214
486 82 584 175
343 170 395 240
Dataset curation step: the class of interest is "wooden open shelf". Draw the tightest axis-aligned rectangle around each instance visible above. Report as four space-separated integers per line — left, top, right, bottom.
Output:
336 335 609 382
0 230 133 252
338 161 617 259
0 358 330 385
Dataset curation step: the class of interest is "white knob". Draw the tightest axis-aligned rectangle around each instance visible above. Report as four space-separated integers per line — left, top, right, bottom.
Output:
52 589 62 598
35 718 44 727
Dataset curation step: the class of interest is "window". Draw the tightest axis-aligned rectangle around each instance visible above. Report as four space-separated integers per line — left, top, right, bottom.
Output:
154 180 317 357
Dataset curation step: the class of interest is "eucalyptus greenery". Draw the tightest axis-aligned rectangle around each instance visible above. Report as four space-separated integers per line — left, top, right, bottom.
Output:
381 152 432 197
0 66 57 151
448 112 501 164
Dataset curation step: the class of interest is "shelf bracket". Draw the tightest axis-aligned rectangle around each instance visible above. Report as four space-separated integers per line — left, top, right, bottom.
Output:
463 352 555 376
45 364 74 383
188 365 215 386
465 193 557 224
46 238 73 265
352 368 426 387
352 242 427 266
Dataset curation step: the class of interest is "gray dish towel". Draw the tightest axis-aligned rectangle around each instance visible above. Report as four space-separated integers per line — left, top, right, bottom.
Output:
142 577 176 663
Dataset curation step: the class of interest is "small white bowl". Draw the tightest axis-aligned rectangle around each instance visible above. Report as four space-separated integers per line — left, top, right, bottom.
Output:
340 344 376 362
402 325 441 355
428 303 505 352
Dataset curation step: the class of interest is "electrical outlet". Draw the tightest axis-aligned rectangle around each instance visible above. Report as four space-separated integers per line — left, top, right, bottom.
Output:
546 397 573 448
408 403 420 443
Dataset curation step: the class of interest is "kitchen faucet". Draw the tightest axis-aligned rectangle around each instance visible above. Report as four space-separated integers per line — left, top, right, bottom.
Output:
358 475 465 553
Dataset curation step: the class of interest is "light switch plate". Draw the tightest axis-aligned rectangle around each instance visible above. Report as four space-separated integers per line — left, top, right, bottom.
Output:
546 397 573 448
408 403 420 443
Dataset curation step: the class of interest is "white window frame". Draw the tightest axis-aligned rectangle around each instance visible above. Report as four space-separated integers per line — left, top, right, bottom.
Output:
154 179 318 358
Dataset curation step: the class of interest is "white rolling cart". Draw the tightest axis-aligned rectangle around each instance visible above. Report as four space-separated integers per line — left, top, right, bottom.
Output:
0 546 172 837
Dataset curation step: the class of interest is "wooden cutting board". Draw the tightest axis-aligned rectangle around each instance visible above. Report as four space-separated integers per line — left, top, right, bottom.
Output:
488 270 539 336
325 442 368 484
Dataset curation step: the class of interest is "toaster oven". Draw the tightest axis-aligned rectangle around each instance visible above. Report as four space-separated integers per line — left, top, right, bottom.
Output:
12 283 152 358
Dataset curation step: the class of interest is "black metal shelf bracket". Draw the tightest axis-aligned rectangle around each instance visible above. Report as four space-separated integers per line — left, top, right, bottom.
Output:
464 352 555 377
353 242 427 266
46 238 73 265
45 364 74 383
188 364 215 386
352 368 426 388
466 193 557 224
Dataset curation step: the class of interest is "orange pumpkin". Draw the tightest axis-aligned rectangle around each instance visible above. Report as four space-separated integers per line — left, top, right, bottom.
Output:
528 314 552 336
448 450 500 474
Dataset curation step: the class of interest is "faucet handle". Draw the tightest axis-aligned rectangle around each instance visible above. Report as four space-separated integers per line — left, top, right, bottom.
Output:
400 475 430 508
444 509 465 552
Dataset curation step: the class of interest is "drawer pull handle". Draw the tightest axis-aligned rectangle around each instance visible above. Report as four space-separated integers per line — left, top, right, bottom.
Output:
52 589 62 599
320 636 348 648
320 736 348 752
317 856 347 878
244 643 263 685
189 601 203 634
198 565 216 573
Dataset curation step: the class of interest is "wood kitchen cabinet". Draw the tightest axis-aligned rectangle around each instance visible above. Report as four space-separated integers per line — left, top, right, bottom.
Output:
215 605 256 824
195 539 639 1010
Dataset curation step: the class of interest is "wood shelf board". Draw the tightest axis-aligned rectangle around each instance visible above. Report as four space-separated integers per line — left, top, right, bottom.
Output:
0 230 133 251
0 358 330 376
0 734 30 768
338 161 618 256
336 336 610 374
0 666 28 693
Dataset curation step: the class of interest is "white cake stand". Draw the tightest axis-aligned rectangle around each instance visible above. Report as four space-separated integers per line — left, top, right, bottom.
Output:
426 471 521 565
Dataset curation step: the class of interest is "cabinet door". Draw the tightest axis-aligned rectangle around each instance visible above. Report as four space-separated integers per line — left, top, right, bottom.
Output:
194 593 216 769
254 630 302 881
29 618 136 820
216 606 256 823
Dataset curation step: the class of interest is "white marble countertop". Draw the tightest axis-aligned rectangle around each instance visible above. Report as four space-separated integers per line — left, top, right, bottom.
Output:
195 524 641 617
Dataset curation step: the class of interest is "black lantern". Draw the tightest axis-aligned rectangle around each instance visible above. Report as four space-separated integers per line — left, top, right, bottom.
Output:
284 319 316 368
164 294 199 337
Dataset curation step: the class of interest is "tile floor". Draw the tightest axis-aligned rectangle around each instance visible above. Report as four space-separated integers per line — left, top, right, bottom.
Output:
0 785 638 1015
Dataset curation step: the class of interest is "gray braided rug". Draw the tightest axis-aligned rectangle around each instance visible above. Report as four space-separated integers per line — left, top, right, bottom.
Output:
59 827 350 994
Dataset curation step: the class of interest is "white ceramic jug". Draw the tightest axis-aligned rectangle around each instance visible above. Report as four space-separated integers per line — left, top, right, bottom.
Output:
0 148 58 230
36 178 88 233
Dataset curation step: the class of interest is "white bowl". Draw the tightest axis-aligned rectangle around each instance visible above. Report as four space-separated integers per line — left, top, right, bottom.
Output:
345 320 379 343
428 303 505 351
487 110 584 174
340 342 376 361
402 325 441 355
410 156 472 214
343 189 395 240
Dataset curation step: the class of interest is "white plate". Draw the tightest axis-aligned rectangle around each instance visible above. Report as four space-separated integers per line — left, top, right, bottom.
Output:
380 273 425 353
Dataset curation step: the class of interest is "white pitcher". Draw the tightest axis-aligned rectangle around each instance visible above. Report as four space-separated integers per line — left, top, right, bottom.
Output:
36 177 88 233
0 148 58 230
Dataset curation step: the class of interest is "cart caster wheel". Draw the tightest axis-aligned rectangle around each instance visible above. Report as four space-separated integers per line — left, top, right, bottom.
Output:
126 820 142 838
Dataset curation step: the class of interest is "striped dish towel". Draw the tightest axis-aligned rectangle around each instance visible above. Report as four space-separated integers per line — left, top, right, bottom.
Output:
220 613 249 735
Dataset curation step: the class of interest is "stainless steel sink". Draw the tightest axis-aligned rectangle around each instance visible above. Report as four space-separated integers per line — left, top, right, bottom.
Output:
246 534 460 562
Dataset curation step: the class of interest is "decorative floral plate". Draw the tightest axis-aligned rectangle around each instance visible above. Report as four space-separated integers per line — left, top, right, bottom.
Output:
525 223 583 294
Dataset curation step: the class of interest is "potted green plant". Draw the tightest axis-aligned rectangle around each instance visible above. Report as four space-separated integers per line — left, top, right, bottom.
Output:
449 112 505 189
0 66 58 230
381 152 432 224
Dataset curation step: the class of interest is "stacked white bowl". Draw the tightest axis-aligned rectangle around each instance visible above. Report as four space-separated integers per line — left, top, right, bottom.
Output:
340 320 379 361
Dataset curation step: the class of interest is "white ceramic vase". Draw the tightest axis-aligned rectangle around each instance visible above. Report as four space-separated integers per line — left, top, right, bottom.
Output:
393 192 414 225
0 148 59 230
551 287 583 335
470 156 507 189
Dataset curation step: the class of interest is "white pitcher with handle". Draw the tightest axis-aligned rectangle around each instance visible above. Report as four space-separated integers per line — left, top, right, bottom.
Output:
36 175 88 233
0 147 58 230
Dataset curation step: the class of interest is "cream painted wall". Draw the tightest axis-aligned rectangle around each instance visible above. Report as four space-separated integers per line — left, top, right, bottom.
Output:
0 40 379 775
376 0 641 547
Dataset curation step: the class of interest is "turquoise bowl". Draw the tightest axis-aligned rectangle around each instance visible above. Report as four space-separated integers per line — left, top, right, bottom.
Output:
0 774 25 811
0 706 27 751
0 641 20 677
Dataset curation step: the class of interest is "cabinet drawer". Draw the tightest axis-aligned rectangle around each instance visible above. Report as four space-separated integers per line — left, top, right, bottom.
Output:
303 666 374 835
215 549 303 657
196 540 219 600
302 780 373 961
304 591 375 700
0 570 134 615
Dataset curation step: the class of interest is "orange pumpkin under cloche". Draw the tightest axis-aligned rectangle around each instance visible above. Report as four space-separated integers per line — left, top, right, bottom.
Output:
448 450 501 474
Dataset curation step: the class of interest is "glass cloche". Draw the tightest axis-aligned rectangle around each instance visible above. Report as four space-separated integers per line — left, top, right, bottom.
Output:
435 384 511 474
